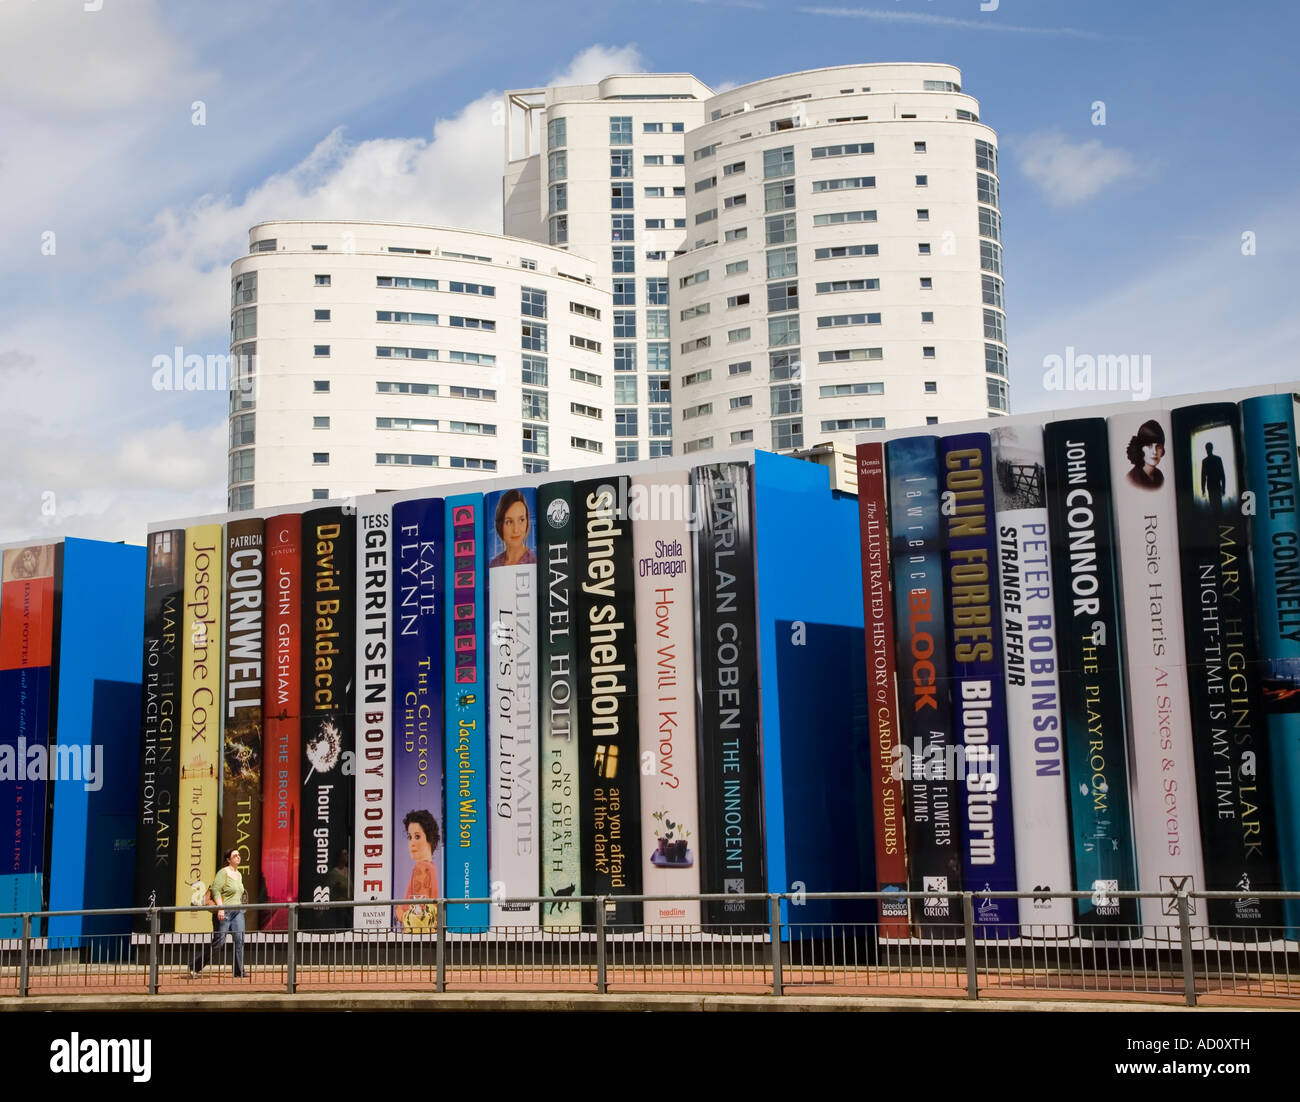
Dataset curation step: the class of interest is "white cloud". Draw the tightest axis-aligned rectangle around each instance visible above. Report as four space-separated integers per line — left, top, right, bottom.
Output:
120 43 652 339
795 6 1102 37
1013 130 1142 207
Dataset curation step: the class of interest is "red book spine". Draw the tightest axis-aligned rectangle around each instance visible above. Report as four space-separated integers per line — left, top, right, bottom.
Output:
856 443 910 938
260 514 301 930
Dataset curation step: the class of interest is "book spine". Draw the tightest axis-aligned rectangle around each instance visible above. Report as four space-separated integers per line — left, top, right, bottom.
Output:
1110 410 1206 927
886 435 963 928
261 515 301 932
222 517 265 922
174 525 223 934
355 499 394 930
575 476 644 929
0 543 58 935
134 531 183 929
855 442 910 936
391 499 445 936
445 494 488 930
632 472 702 929
1044 419 1139 929
988 426 1074 931
485 487 541 927
537 482 582 928
1234 395 1297 928
298 509 355 931
690 463 765 931
940 433 1018 933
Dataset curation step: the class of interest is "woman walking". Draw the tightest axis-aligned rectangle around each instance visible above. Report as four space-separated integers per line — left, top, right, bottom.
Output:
189 848 247 978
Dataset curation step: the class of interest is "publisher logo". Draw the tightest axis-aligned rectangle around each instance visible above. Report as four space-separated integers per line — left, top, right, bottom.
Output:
923 876 949 916
546 498 570 528
1091 879 1120 915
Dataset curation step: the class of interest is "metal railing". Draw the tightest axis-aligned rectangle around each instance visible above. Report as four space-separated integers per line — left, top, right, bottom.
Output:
2 890 1297 1005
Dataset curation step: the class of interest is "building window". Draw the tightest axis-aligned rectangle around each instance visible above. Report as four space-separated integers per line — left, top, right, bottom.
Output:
820 382 884 397
570 367 602 386
923 346 936 359
645 217 666 229
521 322 548 351
729 394 753 411
614 344 637 373
611 311 636 338
770 351 801 379
822 417 885 432
314 344 330 357
523 425 549 455
646 249 668 261
571 436 604 454
522 390 548 420
648 374 671 404
680 303 710 322
313 416 330 429
723 193 747 210
548 150 567 183
570 300 601 320
645 309 670 338
918 243 932 256
449 421 497 437
615 375 638 404
682 336 711 353
813 210 877 226
768 315 800 347
378 276 439 290
764 181 796 211
447 350 495 365
767 280 799 313
811 142 873 159
977 171 999 206
449 316 495 331
610 116 633 145
615 442 639 463
682 437 714 455
723 160 746 176
982 274 1004 309
649 441 673 458
976 139 998 175
313 452 329 465
926 416 939 425
647 342 671 372
727 327 751 343
766 247 798 278
311 489 329 500
450 457 498 471
920 277 933 290
725 227 748 242
547 117 567 149
921 311 934 323
988 377 1010 412
644 186 665 198
231 307 257 342
376 453 438 467
650 409 672 437
682 402 713 421
611 184 634 209
917 209 930 222
520 258 537 270
549 215 568 245
611 150 633 178
523 458 550 473
695 175 717 192
763 146 795 178
925 381 938 393
693 142 718 161
978 206 1002 242
771 418 803 450
229 449 255 483
695 208 718 225
377 310 439 325
313 380 330 393
612 245 636 273
549 183 568 213
819 347 883 363
645 277 668 304
730 430 754 444
252 239 277 253
521 355 548 386
770 384 802 415
816 278 879 294
765 213 797 244
314 274 331 286
981 240 1003 275
615 409 638 437
984 309 1007 343
812 177 874 192
728 360 752 376
613 279 636 306
816 313 881 327
570 334 602 353
644 122 664 134
377 416 439 432
726 293 751 308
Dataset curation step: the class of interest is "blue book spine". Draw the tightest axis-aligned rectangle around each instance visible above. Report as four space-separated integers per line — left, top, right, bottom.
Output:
886 435 964 929
391 498 445 935
1241 393 1300 935
941 432 1018 934
444 494 488 930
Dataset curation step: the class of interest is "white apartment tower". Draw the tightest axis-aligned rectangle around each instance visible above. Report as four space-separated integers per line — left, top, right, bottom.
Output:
504 75 712 463
227 222 613 510
669 65 1008 456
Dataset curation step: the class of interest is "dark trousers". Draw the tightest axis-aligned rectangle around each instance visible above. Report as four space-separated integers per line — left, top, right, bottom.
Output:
191 909 245 976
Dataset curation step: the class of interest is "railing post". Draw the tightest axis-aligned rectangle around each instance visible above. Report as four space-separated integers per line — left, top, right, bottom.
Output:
1176 892 1197 1008
286 903 298 994
435 897 447 993
19 913 31 997
768 894 784 996
962 893 978 1000
595 897 607 994
148 908 160 995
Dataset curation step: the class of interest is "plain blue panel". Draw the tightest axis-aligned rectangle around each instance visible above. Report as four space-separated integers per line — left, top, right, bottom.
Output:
752 452 871 928
47 539 145 944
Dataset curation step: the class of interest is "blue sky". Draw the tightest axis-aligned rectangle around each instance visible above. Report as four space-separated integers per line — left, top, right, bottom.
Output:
1 0 1296 543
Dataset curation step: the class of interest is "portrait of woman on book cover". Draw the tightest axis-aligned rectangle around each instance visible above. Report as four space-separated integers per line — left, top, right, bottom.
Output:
488 488 537 567
396 808 440 933
1124 419 1166 489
